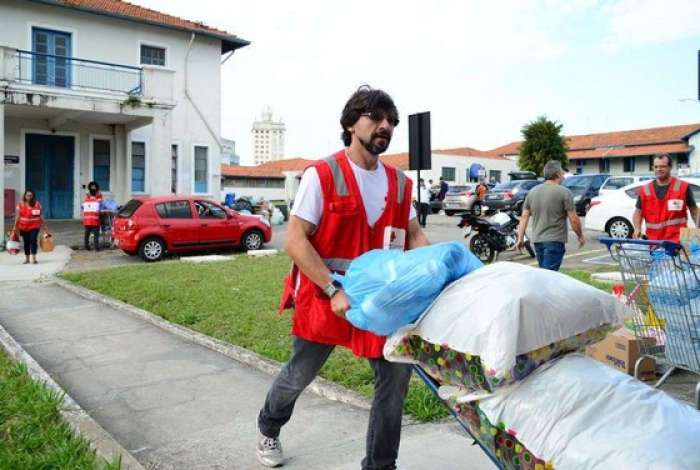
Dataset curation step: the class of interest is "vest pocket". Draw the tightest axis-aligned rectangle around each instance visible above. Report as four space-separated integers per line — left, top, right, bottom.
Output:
329 199 358 214
309 291 351 342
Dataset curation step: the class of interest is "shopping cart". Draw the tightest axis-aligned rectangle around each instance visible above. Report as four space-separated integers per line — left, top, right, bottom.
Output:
99 200 119 249
413 365 504 469
599 237 700 409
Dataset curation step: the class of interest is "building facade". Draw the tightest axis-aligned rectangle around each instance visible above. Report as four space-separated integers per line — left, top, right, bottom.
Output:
1 0 249 241
221 138 240 166
252 109 285 165
489 123 700 177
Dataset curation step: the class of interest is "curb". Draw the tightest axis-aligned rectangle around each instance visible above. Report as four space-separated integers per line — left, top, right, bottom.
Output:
53 277 374 412
591 271 623 282
0 322 145 470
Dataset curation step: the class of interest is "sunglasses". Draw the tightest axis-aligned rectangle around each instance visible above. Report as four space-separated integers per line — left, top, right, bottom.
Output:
361 111 399 127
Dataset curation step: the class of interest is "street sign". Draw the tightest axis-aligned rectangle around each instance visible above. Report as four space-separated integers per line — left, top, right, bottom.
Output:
409 112 431 171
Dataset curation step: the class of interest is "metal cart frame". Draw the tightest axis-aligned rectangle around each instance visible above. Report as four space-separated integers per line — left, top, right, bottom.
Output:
413 365 504 469
600 237 700 409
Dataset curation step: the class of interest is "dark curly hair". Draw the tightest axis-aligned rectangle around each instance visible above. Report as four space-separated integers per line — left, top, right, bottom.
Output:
340 85 399 146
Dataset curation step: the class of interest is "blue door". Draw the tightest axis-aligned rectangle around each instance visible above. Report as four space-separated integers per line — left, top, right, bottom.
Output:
32 28 72 88
26 134 74 219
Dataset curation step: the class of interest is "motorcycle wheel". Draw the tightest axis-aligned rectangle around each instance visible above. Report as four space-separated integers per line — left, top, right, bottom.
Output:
469 234 495 263
524 240 536 258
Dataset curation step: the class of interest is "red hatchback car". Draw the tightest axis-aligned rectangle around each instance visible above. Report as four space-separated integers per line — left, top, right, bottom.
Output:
113 196 272 261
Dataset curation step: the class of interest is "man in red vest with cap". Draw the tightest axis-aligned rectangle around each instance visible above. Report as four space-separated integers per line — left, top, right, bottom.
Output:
256 86 429 469
633 153 699 242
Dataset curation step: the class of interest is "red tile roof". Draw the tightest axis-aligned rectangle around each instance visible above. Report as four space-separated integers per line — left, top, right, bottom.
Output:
44 0 249 52
222 158 314 178
487 123 700 160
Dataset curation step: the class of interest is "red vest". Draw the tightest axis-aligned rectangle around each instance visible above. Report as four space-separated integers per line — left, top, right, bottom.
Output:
17 202 43 231
82 193 103 227
279 150 413 358
640 177 688 242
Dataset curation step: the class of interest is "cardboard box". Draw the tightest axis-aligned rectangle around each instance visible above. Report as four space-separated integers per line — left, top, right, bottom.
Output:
680 227 700 253
586 328 656 380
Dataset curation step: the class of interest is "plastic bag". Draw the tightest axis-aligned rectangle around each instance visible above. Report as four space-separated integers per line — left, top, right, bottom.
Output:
335 242 482 336
6 231 20 255
270 207 284 225
39 232 55 252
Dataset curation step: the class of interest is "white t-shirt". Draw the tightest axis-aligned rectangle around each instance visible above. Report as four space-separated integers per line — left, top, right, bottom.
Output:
291 159 416 227
415 185 431 204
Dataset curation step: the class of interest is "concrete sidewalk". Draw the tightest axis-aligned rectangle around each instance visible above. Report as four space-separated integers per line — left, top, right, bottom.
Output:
0 279 494 469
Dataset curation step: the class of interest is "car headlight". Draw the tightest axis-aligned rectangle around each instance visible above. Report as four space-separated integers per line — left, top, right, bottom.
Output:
573 195 582 202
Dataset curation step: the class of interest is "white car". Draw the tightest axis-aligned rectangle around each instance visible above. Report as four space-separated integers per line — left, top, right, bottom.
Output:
585 177 700 238
598 175 654 196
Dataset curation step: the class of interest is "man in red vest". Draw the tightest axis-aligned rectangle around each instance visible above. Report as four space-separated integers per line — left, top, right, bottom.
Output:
256 86 429 469
633 153 698 242
82 181 103 251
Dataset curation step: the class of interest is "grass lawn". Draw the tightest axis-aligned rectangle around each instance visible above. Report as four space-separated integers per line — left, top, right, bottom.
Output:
0 348 119 469
61 256 610 423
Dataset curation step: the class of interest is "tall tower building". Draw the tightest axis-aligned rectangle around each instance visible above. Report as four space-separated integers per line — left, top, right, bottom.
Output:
252 108 285 165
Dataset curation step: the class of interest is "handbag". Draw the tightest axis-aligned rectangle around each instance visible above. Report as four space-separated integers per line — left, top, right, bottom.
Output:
39 232 55 252
6 231 20 255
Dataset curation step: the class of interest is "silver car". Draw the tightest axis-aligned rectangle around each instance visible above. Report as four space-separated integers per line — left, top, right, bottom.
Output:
442 185 479 216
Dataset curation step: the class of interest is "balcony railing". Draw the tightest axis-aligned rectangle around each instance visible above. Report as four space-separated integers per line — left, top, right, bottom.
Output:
15 49 143 96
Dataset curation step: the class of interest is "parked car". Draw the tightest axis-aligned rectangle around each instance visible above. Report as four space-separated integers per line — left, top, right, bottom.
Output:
442 185 478 216
585 177 700 238
561 174 609 215
483 180 542 214
113 196 272 262
598 175 654 196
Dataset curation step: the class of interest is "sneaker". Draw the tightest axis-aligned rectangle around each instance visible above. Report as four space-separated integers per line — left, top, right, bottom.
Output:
256 430 284 467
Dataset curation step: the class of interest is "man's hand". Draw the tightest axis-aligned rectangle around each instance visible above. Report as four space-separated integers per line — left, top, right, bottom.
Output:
516 236 526 251
632 229 641 239
578 234 586 248
330 290 351 319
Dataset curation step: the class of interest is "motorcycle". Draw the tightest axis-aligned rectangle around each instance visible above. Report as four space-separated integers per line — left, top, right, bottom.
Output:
457 210 536 263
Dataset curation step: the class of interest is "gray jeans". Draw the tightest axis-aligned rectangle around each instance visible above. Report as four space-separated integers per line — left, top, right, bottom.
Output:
258 336 412 470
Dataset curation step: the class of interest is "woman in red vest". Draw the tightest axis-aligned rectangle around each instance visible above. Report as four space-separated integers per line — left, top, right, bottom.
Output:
82 181 103 251
633 154 699 242
256 86 429 469
12 189 47 264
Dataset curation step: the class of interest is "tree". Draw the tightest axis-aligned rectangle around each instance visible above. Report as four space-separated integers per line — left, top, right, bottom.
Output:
518 116 569 176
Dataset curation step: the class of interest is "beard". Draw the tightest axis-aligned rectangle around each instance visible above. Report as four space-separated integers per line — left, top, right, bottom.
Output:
359 132 391 156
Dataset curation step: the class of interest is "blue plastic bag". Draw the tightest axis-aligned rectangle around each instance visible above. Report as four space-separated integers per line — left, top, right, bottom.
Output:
334 242 483 336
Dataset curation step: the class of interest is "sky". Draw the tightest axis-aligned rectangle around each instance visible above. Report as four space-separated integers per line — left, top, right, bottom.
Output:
131 0 700 165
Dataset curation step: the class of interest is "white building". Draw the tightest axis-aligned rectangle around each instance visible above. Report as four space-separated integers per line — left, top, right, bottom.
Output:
252 109 285 165
0 0 249 242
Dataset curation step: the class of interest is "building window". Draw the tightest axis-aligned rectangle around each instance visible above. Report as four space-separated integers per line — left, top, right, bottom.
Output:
623 157 635 173
488 170 501 183
140 44 166 66
32 28 72 88
576 160 585 174
599 158 610 173
93 139 110 191
171 144 178 194
441 167 456 182
131 142 146 192
194 146 208 193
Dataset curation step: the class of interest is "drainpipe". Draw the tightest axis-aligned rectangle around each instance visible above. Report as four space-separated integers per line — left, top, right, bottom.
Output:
184 33 223 152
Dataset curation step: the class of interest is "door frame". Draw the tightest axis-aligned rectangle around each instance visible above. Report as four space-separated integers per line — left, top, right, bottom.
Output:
20 129 80 219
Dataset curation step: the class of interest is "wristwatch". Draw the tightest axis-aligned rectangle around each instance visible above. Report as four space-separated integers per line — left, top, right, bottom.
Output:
323 279 343 298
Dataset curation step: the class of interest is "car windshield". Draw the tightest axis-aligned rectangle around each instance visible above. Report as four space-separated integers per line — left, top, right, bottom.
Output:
562 176 593 190
447 186 471 193
117 199 141 218
493 182 518 191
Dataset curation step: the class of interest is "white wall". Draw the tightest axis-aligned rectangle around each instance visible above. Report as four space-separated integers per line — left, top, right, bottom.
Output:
0 0 224 201
689 133 700 173
403 154 518 186
221 185 286 202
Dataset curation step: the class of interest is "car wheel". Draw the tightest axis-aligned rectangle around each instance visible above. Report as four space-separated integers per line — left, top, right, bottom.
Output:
472 202 482 216
524 239 536 258
242 230 264 251
469 234 495 263
445 210 455 217
606 217 633 239
431 207 440 214
139 237 166 262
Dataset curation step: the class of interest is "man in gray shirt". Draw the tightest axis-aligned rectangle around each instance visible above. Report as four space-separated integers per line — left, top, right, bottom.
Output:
516 160 585 271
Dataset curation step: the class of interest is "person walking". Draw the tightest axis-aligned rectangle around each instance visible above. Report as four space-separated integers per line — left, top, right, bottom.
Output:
416 178 430 227
438 176 449 201
633 153 698 242
256 86 429 469
516 160 585 271
82 181 103 251
12 190 47 264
